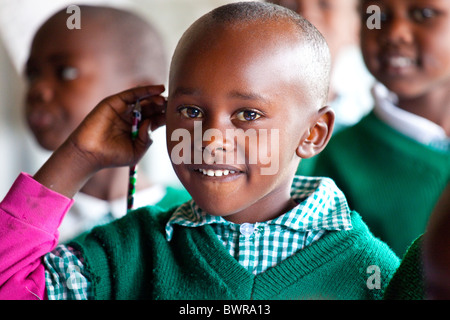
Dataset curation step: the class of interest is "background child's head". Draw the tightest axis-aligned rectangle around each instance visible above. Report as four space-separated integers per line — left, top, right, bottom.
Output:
267 0 360 67
360 0 450 102
25 5 167 151
267 0 374 126
166 2 333 223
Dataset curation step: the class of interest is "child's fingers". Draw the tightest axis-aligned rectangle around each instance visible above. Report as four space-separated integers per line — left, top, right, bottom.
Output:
139 95 167 119
149 110 166 132
102 85 166 112
119 84 165 105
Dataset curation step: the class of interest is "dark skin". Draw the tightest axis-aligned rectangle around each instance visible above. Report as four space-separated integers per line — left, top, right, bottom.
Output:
361 0 450 135
25 13 154 201
34 18 334 225
424 183 450 299
167 19 334 223
33 85 166 199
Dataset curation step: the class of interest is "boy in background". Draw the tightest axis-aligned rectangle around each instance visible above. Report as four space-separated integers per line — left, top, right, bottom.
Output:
0 2 400 300
309 0 450 256
25 5 190 242
267 0 374 134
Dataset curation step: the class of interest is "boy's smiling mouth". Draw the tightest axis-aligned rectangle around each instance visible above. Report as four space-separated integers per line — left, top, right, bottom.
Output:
196 168 236 177
189 164 245 178
388 56 416 68
380 52 419 75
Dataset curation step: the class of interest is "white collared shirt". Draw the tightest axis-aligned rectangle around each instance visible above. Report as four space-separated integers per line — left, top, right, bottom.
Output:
165 176 352 274
372 83 449 151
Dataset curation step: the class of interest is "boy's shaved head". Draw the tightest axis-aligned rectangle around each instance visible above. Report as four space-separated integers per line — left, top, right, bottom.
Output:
36 5 167 84
166 2 336 222
171 1 331 106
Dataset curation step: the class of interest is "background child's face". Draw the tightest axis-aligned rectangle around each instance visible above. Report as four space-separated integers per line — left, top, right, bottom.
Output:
270 0 360 64
25 17 131 151
361 0 450 99
166 21 319 223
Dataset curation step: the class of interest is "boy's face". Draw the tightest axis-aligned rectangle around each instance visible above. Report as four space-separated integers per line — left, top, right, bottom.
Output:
25 17 131 151
361 0 450 99
269 0 360 63
166 21 322 223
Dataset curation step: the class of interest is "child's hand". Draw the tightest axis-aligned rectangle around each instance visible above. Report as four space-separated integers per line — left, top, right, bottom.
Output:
69 85 166 169
34 85 166 198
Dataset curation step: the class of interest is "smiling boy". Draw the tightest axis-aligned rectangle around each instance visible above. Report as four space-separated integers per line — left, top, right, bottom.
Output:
0 2 400 300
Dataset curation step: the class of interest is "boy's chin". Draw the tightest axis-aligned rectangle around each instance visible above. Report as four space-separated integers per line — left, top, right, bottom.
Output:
194 198 240 217
34 136 63 152
381 81 426 100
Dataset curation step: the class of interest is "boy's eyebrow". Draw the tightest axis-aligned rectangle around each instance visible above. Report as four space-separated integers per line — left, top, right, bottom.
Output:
172 87 269 103
47 53 73 63
25 53 73 68
228 90 268 103
171 86 200 97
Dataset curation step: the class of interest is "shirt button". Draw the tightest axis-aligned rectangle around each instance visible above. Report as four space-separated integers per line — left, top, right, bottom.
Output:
240 223 255 237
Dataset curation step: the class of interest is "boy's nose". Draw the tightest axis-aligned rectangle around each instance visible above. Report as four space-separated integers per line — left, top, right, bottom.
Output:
193 116 235 163
26 79 54 105
198 133 234 165
200 129 233 151
382 17 414 46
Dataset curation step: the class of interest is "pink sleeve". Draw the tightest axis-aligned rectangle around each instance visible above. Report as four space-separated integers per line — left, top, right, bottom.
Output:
0 173 74 300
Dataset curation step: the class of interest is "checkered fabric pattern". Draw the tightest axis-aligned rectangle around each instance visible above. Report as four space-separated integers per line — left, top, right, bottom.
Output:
44 245 92 300
166 176 352 274
43 176 352 299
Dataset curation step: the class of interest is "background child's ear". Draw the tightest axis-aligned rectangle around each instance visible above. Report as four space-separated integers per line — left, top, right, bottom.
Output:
296 106 335 159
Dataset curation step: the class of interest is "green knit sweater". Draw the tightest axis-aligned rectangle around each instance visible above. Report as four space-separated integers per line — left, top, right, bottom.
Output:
71 206 400 300
308 112 450 257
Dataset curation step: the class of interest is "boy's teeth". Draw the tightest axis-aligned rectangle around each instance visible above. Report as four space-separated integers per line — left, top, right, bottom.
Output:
198 169 234 176
389 57 414 68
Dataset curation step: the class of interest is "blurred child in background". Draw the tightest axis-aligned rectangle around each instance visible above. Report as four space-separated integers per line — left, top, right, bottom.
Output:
309 0 450 256
268 0 374 133
25 5 190 242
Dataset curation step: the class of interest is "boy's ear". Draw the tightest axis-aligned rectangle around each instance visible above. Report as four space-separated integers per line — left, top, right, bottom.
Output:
296 106 335 159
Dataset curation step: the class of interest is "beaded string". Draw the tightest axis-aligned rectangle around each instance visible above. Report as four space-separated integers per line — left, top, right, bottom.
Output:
127 100 142 210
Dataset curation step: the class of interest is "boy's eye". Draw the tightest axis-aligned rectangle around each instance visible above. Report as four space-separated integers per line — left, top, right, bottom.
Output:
380 11 389 23
410 8 438 23
57 66 79 81
179 105 204 119
236 110 261 122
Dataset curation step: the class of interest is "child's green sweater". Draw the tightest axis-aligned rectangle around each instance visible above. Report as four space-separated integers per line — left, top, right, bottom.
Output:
311 112 450 256
71 206 400 300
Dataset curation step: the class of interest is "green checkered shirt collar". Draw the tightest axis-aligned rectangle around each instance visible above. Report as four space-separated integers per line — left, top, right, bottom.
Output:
165 176 352 240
